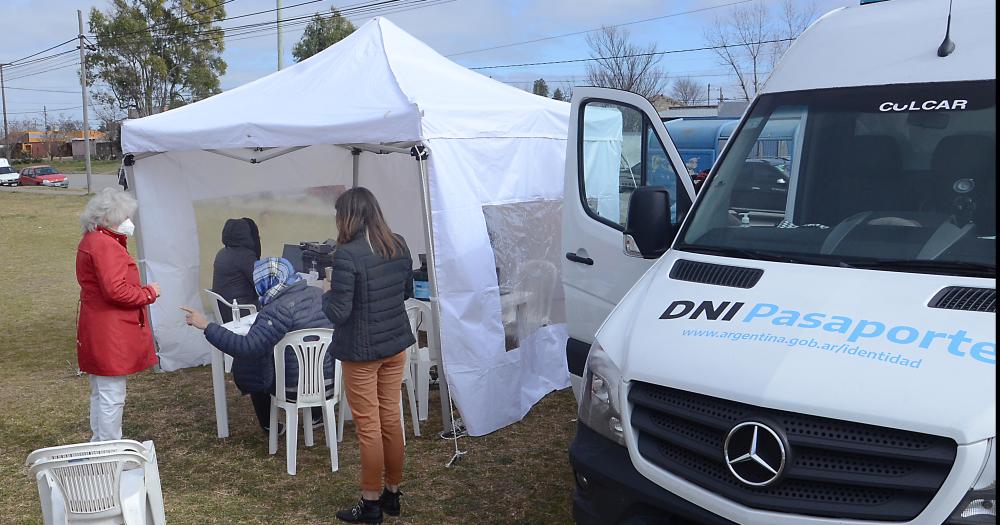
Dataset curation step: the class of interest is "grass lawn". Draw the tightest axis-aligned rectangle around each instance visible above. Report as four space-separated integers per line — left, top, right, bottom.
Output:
12 158 120 174
0 192 577 524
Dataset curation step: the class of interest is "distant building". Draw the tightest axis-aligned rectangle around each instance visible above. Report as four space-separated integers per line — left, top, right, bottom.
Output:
658 101 749 121
68 131 111 160
648 95 682 113
13 130 70 158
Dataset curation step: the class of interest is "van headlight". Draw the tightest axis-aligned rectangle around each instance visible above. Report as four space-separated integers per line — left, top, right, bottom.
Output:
579 342 625 446
947 439 996 524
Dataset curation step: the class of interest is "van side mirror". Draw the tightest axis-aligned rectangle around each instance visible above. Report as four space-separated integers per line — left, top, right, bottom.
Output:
624 186 675 259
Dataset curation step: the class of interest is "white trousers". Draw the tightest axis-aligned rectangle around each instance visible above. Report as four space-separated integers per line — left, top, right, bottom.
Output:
89 374 127 442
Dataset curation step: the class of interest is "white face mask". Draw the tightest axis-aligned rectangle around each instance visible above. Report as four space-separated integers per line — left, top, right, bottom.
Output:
115 218 136 237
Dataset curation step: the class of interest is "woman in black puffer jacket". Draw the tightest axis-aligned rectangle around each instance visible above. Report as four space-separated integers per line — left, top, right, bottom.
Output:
182 258 334 433
323 187 414 524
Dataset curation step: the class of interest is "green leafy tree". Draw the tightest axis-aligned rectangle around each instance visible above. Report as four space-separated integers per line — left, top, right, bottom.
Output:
532 78 550 97
552 88 565 101
292 8 356 62
88 0 227 118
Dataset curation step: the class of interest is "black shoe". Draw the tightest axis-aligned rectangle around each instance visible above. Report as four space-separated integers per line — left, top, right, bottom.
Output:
335 498 382 524
312 413 324 429
379 488 401 517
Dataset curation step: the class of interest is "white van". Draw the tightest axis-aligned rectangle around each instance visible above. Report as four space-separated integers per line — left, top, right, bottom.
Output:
563 0 995 523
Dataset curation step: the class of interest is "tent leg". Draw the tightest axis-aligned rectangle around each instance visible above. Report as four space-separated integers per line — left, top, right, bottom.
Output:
351 148 360 188
412 146 456 434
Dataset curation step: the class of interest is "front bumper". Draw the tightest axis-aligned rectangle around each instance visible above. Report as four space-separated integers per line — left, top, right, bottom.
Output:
41 181 69 188
569 422 736 525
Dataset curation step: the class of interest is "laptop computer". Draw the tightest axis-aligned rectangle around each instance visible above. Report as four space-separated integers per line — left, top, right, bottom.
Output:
281 244 305 273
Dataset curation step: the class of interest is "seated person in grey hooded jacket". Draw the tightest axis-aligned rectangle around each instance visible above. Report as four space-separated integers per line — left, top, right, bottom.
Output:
182 258 334 433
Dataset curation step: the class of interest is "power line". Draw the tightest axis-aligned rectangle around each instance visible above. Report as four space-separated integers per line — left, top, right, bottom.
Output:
469 38 795 71
6 49 80 70
5 60 81 82
447 0 754 57
97 0 452 51
5 37 78 65
90 0 322 40
4 85 81 92
6 105 83 116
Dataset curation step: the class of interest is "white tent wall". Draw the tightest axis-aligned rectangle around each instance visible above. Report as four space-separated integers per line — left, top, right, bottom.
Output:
134 145 429 370
425 137 569 436
356 151 428 263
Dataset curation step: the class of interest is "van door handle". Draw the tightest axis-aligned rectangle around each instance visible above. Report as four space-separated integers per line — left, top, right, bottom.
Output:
565 252 594 266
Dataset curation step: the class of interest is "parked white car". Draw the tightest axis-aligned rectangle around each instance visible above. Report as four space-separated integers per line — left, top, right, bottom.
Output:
0 158 18 186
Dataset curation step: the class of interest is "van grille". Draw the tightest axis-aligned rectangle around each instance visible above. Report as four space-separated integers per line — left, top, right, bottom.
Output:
669 259 763 289
929 286 996 312
628 382 956 522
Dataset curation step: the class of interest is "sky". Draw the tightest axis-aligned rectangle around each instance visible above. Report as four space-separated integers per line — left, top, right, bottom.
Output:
1 0 855 126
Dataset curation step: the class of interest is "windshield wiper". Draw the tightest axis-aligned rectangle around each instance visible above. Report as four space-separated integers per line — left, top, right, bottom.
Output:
678 245 852 268
847 259 996 277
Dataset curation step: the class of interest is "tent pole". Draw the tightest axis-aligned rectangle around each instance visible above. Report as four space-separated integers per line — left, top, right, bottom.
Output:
123 154 163 373
351 148 361 188
412 145 455 434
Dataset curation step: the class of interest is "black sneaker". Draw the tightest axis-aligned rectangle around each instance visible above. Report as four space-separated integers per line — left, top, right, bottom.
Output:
335 498 382 524
379 488 401 517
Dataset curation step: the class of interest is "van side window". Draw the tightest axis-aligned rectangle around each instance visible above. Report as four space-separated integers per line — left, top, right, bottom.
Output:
581 101 686 229
580 101 644 228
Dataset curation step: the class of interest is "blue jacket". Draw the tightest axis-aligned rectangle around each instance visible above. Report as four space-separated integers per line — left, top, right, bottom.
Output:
205 281 335 395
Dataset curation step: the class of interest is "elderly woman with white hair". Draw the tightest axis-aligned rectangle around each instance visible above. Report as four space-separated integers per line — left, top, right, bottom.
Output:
76 188 161 441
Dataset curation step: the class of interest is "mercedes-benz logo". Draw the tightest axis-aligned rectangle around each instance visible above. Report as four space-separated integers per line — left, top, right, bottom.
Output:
724 421 787 487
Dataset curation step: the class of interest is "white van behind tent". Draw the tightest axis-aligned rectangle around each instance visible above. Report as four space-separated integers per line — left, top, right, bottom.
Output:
563 0 995 523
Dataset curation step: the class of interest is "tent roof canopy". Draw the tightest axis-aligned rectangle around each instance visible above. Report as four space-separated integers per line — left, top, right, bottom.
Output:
122 18 568 154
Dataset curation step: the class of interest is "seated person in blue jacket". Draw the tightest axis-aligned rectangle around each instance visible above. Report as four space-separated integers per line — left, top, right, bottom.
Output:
180 257 334 434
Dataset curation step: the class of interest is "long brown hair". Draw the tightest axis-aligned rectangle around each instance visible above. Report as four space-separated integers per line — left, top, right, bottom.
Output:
335 187 400 259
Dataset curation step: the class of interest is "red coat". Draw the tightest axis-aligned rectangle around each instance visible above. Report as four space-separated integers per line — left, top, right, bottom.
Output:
76 227 158 376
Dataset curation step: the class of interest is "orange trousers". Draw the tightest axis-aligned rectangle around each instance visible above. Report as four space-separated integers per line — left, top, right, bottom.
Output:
341 350 407 491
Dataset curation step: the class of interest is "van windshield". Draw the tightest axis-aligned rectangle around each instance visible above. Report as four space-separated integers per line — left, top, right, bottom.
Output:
678 80 996 277
0 167 13 174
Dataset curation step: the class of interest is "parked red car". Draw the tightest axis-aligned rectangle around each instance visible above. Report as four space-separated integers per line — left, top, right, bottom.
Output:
19 165 69 188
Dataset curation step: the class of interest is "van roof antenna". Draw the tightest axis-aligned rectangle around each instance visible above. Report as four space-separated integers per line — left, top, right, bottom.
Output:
937 0 956 57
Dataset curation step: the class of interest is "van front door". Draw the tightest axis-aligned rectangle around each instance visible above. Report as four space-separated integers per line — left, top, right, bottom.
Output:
562 87 696 398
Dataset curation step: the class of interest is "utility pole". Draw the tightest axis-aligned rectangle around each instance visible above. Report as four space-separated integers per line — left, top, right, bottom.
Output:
78 9 93 194
276 0 284 70
43 106 50 160
1 63 9 160
707 83 711 106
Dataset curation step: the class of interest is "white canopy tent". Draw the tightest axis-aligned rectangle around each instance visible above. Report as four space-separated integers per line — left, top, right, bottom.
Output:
121 18 571 436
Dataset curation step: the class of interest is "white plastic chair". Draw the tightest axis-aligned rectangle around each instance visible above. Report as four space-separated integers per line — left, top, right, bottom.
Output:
27 440 166 525
268 329 339 476
405 300 439 422
203 289 257 373
511 259 557 339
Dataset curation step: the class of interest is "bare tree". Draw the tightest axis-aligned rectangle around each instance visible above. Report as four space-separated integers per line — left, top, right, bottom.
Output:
556 81 574 102
705 0 816 100
670 77 706 106
585 26 668 101
770 0 817 65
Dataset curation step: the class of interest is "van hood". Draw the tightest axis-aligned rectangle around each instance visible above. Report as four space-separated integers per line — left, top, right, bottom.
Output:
602 252 996 444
